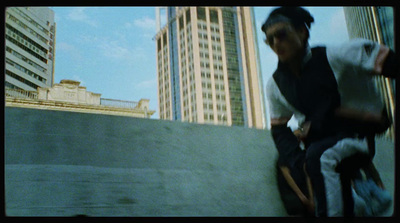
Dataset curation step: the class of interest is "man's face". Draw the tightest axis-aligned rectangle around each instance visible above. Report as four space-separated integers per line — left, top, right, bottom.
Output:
264 22 306 63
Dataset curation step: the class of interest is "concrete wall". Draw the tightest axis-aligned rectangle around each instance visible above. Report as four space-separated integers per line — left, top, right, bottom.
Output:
4 107 395 216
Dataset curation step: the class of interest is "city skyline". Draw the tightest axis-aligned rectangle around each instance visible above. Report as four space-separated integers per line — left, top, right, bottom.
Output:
50 6 350 123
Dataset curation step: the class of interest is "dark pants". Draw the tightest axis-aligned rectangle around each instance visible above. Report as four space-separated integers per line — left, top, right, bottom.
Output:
304 134 349 217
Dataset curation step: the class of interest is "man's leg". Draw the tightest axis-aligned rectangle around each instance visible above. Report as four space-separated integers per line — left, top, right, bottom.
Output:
320 138 369 216
305 136 344 217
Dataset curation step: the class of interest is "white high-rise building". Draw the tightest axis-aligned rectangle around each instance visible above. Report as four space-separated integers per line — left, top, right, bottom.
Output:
5 7 56 91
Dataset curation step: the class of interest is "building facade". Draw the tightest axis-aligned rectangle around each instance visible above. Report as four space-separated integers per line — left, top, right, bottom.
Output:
5 7 56 91
155 7 266 129
343 6 395 139
5 80 155 119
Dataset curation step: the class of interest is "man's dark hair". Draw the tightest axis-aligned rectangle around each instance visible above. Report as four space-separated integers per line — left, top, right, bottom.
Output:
261 7 314 32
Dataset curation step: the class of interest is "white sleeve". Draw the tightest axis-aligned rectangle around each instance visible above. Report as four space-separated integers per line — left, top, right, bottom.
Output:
326 39 385 114
266 77 294 121
326 38 388 75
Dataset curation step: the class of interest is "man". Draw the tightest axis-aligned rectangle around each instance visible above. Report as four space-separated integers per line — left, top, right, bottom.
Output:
262 7 397 216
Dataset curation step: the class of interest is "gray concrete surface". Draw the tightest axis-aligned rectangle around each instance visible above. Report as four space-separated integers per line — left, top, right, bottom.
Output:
4 107 395 216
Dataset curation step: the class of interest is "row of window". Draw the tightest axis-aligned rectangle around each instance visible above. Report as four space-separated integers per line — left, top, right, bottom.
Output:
200 89 227 102
12 8 53 36
201 72 224 81
6 46 47 73
203 102 227 112
6 26 48 64
199 52 223 61
6 24 48 56
6 69 39 90
6 35 47 64
6 58 46 84
204 113 227 122
198 32 221 42
5 81 23 90
197 24 220 33
7 12 49 45
201 81 225 91
178 9 191 28
197 7 219 23
200 61 223 70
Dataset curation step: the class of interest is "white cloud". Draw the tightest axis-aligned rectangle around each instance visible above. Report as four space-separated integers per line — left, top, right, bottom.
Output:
124 16 156 38
67 7 98 27
135 78 157 89
57 42 75 51
56 42 83 61
123 17 156 30
124 22 133 29
95 38 151 66
133 16 156 30
98 40 131 60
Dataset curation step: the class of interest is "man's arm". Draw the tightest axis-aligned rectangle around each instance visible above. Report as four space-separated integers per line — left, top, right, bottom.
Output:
280 166 314 213
267 77 304 167
271 121 304 167
327 38 398 77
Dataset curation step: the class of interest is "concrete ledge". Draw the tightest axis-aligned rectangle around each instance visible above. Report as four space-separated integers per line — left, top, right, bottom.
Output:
5 107 286 216
5 164 284 216
4 107 394 216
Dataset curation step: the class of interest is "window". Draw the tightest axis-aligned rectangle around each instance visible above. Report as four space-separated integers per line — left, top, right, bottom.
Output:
179 16 184 29
163 33 167 46
186 9 191 24
210 9 218 23
197 7 206 21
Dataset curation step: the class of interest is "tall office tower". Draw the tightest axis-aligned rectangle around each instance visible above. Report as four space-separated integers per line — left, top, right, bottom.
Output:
5 7 56 91
343 7 395 138
155 7 266 129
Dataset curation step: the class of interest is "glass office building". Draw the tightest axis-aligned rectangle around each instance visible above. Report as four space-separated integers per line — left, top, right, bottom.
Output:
155 7 266 129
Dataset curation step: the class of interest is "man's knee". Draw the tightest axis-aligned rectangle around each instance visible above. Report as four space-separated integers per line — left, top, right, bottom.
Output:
320 149 339 173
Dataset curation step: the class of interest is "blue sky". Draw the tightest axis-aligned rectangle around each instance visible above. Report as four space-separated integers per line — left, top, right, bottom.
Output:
51 7 349 119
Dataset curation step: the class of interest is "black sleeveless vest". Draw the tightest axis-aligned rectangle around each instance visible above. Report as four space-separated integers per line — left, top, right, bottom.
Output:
272 47 342 142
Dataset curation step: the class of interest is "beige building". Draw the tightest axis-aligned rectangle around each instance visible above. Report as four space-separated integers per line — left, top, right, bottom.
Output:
155 7 266 129
5 79 155 118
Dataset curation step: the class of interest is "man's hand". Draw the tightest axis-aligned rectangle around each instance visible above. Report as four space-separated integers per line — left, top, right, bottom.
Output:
300 196 315 214
293 121 311 141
